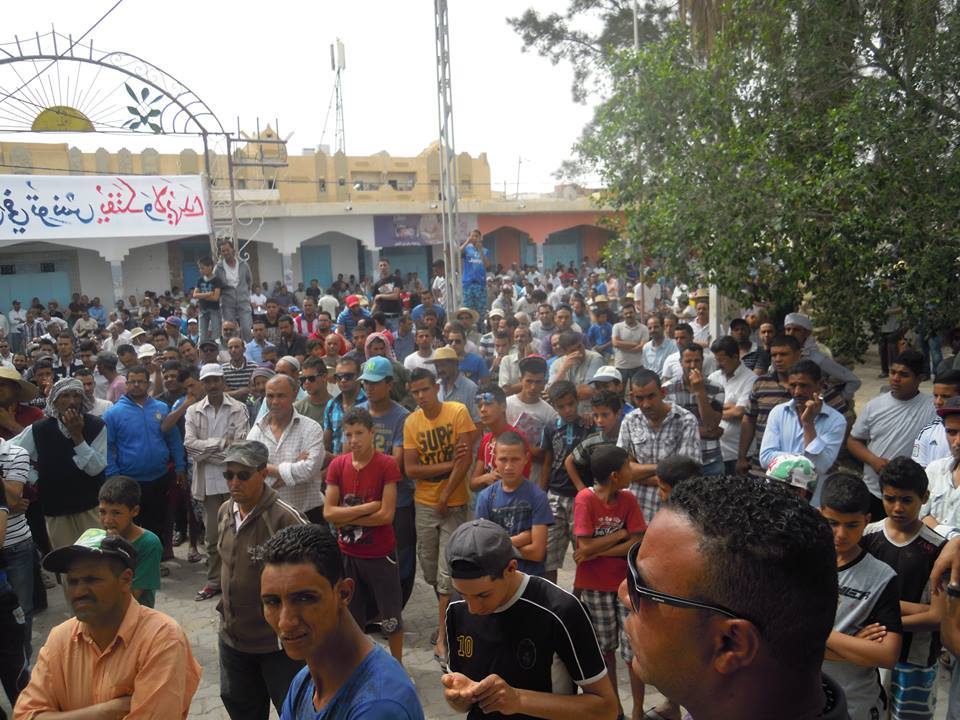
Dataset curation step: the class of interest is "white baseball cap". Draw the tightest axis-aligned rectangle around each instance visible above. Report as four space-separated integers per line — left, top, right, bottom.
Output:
589 366 623 384
136 343 157 359
199 363 224 380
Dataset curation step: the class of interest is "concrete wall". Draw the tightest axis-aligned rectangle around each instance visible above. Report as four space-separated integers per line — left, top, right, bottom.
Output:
291 233 361 286
254 242 284 290
121 244 171 298
75 249 116 311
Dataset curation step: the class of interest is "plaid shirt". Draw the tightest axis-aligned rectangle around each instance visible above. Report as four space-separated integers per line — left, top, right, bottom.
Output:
617 404 701 522
322 389 367 455
665 379 725 466
247 411 325 513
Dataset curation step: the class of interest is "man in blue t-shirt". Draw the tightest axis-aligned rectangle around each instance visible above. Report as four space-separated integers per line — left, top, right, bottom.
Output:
459 229 490 325
474 431 554 577
260 525 424 720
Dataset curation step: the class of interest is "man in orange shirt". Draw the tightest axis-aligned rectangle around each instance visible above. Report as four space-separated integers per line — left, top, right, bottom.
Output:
14 529 201 720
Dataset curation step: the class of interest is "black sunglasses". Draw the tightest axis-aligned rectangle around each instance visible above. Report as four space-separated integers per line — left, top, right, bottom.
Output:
300 375 322 384
335 373 356 381
626 542 748 623
223 470 255 481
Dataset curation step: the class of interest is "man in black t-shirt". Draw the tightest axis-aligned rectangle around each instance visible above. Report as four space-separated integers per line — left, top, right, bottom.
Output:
441 519 617 720
194 256 224 344
372 259 403 327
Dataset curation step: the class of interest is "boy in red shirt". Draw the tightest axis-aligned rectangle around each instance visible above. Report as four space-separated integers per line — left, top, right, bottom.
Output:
574 444 646 719
323 407 404 663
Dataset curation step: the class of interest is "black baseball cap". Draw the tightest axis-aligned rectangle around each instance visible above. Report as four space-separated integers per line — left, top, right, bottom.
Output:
447 519 521 580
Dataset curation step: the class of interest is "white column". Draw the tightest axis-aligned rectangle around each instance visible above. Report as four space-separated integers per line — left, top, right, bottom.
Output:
110 261 124 304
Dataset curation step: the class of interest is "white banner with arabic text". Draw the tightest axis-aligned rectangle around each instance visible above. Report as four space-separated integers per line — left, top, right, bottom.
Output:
0 174 211 240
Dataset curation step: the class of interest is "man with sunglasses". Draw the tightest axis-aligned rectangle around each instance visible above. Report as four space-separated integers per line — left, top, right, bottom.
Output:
184 364 250 602
441 518 618 720
293 357 330 426
216 439 308 719
620 476 848 720
322 357 366 457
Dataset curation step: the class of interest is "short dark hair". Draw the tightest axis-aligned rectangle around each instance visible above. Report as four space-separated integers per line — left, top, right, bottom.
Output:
820 471 872 514
557 330 581 350
447 323 466 340
656 456 702 488
126 365 150 381
342 407 373 430
879 456 928 497
935 369 960 391
336 355 360 373
769 334 801 352
409 367 437 385
99 475 141 509
787 359 822 382
198 255 214 267
680 342 704 357
115 344 135 357
631 368 661 389
495 430 526 450
590 444 630 485
278 314 294 326
302 356 327 373
711 335 739 358
548 379 578 404
78 340 98 354
891 350 925 378
590 389 623 413
668 476 837 673
675 323 694 337
257 524 343 587
74 367 93 378
729 318 750 332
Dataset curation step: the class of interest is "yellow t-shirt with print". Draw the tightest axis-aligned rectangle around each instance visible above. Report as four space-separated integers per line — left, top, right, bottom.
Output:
403 401 476 507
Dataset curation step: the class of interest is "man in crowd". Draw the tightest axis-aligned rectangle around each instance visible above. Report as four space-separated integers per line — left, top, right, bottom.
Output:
429 346 480 423
412 287 446 327
641 314 678 377
708 335 758 475
848 349 937 518
336 295 371 340
665 344 725 476
0 367 42 440
184 363 250 603
784 312 861 401
529 304 558 345
403 368 477 665
622 477 847 719
53 333 84 380
618 368 701 522
75 368 112 417
244 319 274 364
216 239 254 342
661 323 717 383
741 320 776 374
323 356 366 457
441 519 618 719
259 524 424 719
913 369 960 467
12 378 107 551
758 360 848 482
247 374 325 523
612 304 649 382
460 229 490 322
222 336 254 399
103 365 185 547
549 330 604 416
276 315 308 362
215 440 307 720
292 297 320 337
14 530 201 719
372 259 403 329
293 357 330 426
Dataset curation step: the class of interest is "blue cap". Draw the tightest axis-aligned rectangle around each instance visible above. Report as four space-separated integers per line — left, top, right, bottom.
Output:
358 356 393 382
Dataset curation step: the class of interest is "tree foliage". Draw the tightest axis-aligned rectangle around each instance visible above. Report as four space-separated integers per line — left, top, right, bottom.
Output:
511 0 960 359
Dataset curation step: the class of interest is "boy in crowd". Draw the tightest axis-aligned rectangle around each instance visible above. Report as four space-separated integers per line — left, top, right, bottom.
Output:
194 256 223 344
505 356 558 488
654 455 702 503
565 391 626 493
471 385 530 492
861 457 945 720
540 380 591 584
573 445 646 719
586 306 613 359
820 473 902 720
97 475 162 608
475 431 553 578
323 408 404 663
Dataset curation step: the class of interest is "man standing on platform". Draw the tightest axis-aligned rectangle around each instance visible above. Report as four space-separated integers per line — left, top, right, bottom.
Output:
217 240 254 342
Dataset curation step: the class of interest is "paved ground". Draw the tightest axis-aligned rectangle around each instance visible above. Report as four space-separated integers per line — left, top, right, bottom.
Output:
2 352 953 719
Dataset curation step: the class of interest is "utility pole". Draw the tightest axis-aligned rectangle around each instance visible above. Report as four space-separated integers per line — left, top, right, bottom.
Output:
331 39 346 155
434 0 461 317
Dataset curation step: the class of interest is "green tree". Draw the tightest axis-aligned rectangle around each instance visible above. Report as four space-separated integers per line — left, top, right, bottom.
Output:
514 0 960 359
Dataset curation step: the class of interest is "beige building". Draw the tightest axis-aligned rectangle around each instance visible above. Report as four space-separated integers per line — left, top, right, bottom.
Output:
0 134 615 310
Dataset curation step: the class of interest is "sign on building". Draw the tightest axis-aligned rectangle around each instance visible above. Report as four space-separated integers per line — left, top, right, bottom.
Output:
0 174 211 239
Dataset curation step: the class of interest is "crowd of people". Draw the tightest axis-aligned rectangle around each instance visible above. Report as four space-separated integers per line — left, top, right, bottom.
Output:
3 235 960 720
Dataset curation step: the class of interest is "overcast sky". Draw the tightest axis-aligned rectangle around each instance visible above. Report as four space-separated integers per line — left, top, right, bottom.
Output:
0 1 597 194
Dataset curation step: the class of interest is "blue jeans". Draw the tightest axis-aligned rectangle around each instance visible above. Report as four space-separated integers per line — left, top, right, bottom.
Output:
701 458 725 477
4 539 33 665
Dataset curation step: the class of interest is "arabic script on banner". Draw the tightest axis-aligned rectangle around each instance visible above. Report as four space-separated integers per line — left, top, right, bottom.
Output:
0 174 211 239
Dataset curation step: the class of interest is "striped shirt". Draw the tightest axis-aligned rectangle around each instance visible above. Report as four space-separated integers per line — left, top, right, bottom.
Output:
617 404 701 522
247 411 326 513
1 439 31 548
220 360 255 391
665 378 725 466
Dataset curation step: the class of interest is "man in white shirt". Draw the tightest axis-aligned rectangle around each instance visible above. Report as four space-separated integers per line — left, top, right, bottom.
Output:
246 374 325 522
690 293 711 346
661 323 716 383
612 304 649 380
913 370 960 468
184 363 250 602
708 336 758 474
632 279 661 319
317 289 340 319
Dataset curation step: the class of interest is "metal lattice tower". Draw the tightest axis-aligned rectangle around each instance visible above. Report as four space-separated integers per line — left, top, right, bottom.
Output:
434 0 462 316
332 39 346 155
